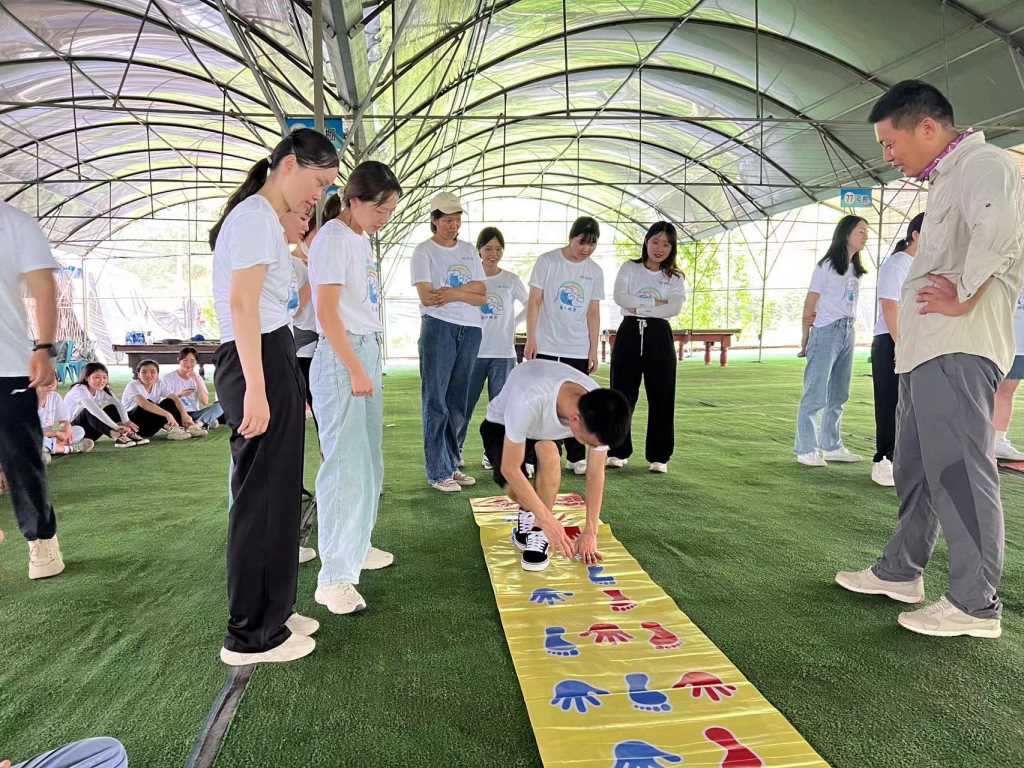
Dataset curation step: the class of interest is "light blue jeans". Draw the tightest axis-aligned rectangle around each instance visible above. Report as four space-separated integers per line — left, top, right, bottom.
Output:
14 737 127 768
795 318 855 455
457 357 516 456
310 332 383 586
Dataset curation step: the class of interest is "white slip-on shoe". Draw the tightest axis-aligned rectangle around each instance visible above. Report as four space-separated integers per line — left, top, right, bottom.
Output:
298 546 317 564
285 612 320 637
28 536 65 580
315 582 367 615
995 439 1024 461
835 567 924 604
430 478 461 493
797 451 826 467
822 447 863 463
78 438 95 453
871 459 895 487
452 470 476 487
220 632 315 666
897 596 1001 639
362 546 394 570
648 462 668 473
568 459 587 475
605 456 628 468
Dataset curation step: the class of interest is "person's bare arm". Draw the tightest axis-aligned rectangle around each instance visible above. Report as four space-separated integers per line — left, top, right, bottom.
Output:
576 450 606 563
414 282 441 306
800 292 819 356
917 274 993 316
436 280 487 306
524 287 543 359
586 300 600 372
23 269 57 388
317 284 373 396
501 439 574 559
229 266 269 438
132 394 177 426
880 298 900 340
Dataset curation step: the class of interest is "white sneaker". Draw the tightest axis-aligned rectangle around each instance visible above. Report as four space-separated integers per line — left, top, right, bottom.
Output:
362 546 394 570
28 536 65 580
41 450 51 466
835 567 924 604
165 426 191 441
648 462 668 473
995 438 1024 461
898 596 1001 639
871 458 895 487
315 582 367 615
285 612 320 636
452 470 476 487
568 459 587 475
186 423 208 438
605 456 628 468
797 451 827 467
298 546 317 564
822 447 862 463
481 454 492 471
78 438 95 453
430 478 461 492
220 632 315 666
525 463 535 479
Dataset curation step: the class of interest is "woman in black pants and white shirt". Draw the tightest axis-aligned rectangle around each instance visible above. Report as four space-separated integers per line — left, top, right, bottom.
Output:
609 222 687 473
64 363 146 447
121 359 205 440
209 127 338 666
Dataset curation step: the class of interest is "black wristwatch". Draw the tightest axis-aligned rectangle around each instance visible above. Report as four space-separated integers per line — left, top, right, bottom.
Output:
33 342 57 358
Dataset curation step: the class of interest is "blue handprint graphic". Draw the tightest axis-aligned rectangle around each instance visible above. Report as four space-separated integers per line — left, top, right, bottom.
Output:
587 564 616 586
550 679 610 714
529 587 574 606
625 673 672 713
611 740 683 767
544 626 580 657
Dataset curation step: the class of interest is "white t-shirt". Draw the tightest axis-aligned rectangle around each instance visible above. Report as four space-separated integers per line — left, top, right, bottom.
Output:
410 239 485 327
808 261 860 328
529 249 605 358
613 261 687 319
121 379 170 411
874 251 913 337
291 256 317 357
160 370 210 411
1014 289 1024 356
479 270 528 358
37 391 69 428
486 359 606 448
0 201 59 377
63 384 125 423
309 219 383 335
212 194 292 343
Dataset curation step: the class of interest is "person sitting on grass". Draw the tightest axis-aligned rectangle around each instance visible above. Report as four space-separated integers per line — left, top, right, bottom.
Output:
37 379 94 456
122 359 205 440
160 347 224 429
64 362 147 448
478 358 630 571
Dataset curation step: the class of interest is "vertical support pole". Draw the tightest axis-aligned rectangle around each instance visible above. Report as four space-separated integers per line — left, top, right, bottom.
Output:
312 0 326 227
758 217 769 362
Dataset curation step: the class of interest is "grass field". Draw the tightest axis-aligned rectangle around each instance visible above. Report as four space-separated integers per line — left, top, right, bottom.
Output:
2 356 1022 767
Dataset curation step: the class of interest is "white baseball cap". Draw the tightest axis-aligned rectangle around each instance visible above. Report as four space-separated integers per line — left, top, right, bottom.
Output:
429 191 463 215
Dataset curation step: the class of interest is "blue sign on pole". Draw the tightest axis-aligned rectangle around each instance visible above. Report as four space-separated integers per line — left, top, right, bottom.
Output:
839 187 873 208
285 116 345 152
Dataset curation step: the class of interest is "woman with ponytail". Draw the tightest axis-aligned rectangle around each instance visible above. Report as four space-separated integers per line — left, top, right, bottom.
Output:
210 127 338 666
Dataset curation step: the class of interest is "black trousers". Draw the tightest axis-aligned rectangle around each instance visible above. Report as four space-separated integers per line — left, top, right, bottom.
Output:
536 354 588 462
609 316 677 463
128 398 182 437
296 354 319 434
871 332 899 462
480 419 539 488
0 378 56 541
215 325 306 653
72 403 123 441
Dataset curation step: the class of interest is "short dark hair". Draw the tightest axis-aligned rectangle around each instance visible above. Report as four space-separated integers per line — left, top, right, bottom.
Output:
178 346 198 362
578 388 631 448
868 80 954 129
569 216 600 245
476 226 505 251
135 359 159 379
323 193 342 222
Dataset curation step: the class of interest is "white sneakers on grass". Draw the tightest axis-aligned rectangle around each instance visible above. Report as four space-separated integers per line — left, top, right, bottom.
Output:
995 438 1024 461
567 459 587 475
362 546 394 570
285 612 319 637
897 596 1001 639
648 462 668 473
28 536 65 580
797 451 826 467
822 447 862 463
165 426 190 441
834 567 924 604
315 582 367 615
452 471 476 487
605 456 628 468
871 458 895 487
298 546 317 564
430 478 461 493
220 632 315 666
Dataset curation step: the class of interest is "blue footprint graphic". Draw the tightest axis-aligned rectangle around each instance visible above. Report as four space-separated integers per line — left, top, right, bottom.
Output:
587 564 616 585
612 740 683 767
545 626 580 657
626 673 672 712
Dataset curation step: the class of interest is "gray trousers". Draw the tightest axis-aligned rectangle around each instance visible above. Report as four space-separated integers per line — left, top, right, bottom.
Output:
873 354 1004 619
14 737 127 768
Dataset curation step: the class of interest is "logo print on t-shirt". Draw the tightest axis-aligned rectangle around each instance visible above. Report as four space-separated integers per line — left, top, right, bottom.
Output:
367 267 380 307
481 292 503 318
558 281 586 312
637 287 664 302
447 264 472 288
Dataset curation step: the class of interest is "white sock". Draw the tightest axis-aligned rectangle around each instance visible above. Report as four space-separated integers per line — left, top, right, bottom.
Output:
996 430 1007 442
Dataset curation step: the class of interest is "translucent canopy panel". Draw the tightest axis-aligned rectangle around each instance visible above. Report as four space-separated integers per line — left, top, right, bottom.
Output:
2 0 1022 253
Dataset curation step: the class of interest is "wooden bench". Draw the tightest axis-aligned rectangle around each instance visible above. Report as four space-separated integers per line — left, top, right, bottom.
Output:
600 328 741 366
112 343 219 376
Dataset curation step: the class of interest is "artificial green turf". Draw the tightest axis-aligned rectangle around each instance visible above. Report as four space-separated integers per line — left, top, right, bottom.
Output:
2 358 1022 767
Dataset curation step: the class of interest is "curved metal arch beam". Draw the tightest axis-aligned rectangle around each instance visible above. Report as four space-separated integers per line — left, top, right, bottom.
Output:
4 146 259 203
435 154 729 230
0 94 280 125
0 119 274 163
396 106 817 204
401 130 769 217
370 63 882 185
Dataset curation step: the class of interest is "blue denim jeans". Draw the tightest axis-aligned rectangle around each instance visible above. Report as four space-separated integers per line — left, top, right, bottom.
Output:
189 402 224 428
795 318 855 455
458 357 516 455
310 332 383 586
418 316 482 483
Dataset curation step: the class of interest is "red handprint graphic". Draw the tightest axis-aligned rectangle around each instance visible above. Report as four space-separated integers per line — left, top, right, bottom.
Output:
641 621 681 650
704 726 763 767
673 671 737 702
579 623 634 645
602 589 638 612
563 525 582 541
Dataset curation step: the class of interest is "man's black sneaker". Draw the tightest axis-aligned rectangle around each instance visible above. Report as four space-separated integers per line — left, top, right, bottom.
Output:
510 509 535 551
521 529 550 572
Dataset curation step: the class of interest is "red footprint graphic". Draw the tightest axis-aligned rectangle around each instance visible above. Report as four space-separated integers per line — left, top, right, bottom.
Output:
704 726 763 767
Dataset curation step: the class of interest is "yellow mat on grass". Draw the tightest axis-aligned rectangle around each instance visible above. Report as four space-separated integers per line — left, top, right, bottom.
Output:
471 494 830 768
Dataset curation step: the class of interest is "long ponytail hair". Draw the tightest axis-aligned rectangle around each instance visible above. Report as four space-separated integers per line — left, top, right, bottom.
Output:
209 128 339 249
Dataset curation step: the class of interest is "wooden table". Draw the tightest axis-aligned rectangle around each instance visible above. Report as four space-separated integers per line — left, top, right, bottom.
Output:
112 343 219 375
600 328 741 366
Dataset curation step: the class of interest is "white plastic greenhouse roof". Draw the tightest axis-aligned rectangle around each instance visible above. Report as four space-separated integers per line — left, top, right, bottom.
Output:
2 0 1023 252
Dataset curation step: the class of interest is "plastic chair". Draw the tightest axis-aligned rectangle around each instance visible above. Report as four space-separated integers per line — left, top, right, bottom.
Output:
55 340 86 383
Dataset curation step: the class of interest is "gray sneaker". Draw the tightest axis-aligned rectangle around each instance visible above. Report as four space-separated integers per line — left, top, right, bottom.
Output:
835 567 924 604
898 596 1001 639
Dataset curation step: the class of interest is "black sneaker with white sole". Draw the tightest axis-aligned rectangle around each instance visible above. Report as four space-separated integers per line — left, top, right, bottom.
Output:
521 529 550 572
510 509 536 551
